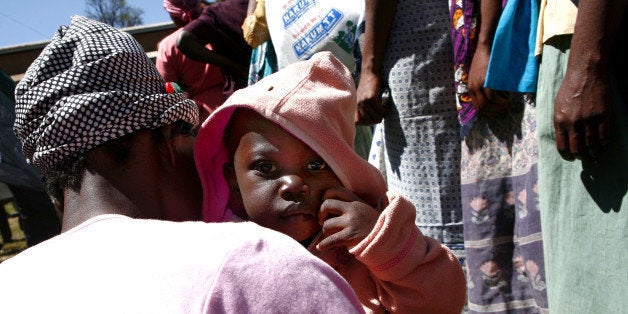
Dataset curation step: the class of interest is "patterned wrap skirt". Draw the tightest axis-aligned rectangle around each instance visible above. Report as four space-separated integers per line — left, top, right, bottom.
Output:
368 0 464 256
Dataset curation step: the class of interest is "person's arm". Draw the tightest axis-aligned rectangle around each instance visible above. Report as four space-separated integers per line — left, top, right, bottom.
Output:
246 0 256 14
155 35 181 84
553 0 628 160
317 190 466 312
241 0 270 49
355 0 397 125
177 30 249 76
355 193 466 312
467 0 508 116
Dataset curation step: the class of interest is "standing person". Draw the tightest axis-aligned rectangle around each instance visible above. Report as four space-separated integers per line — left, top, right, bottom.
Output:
195 51 467 313
0 16 365 313
356 0 464 257
461 0 549 312
536 0 628 312
157 0 226 124
0 67 61 248
177 0 251 91
241 0 277 86
0 184 14 247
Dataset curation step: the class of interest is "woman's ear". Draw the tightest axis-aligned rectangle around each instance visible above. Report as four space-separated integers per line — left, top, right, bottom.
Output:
51 195 64 214
158 125 179 167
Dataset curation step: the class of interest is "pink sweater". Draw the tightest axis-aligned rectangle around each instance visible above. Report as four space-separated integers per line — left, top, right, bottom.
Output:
309 192 466 313
195 52 466 313
0 215 364 313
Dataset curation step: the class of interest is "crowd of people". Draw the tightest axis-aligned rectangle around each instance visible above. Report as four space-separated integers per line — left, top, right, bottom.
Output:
0 0 625 313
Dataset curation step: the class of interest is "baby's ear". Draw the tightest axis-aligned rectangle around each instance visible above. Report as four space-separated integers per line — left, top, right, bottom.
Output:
223 162 248 218
156 125 179 167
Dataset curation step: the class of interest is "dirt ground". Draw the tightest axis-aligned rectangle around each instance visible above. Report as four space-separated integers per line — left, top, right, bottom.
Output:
0 202 28 263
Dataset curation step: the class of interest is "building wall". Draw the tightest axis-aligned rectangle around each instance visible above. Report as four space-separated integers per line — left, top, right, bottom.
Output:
0 22 176 82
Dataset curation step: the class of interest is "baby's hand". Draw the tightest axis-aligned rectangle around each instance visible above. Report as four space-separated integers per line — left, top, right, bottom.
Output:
316 187 381 251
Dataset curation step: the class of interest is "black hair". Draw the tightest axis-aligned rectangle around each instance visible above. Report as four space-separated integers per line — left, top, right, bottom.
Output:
44 154 88 204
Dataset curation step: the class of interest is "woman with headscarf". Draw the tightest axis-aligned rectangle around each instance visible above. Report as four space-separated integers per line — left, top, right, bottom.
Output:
156 0 226 125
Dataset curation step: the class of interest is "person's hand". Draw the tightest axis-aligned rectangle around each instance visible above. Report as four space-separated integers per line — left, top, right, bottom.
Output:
553 67 612 160
224 64 249 90
316 187 381 251
356 70 390 125
468 44 508 116
234 64 249 87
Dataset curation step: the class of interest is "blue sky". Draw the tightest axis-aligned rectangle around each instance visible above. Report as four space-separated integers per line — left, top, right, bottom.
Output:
0 0 174 48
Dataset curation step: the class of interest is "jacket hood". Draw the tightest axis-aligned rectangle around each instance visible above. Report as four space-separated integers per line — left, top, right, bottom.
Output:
194 51 387 222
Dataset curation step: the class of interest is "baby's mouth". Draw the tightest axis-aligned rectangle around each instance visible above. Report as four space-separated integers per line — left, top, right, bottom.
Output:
281 204 316 219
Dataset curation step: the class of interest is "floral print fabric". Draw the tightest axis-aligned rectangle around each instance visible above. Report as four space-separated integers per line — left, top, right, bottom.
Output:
461 94 548 313
450 0 479 137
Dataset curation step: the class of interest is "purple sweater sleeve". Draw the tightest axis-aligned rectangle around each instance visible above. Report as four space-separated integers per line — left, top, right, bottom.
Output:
206 229 364 313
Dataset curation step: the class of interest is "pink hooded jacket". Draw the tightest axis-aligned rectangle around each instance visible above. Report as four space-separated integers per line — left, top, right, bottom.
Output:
194 52 466 313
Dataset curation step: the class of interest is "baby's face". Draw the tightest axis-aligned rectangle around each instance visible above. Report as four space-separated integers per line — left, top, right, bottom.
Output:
227 110 342 242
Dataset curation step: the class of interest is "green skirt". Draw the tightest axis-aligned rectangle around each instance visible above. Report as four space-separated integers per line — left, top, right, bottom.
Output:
536 35 628 314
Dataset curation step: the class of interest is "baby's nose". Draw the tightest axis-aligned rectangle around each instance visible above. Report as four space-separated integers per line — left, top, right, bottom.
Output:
279 174 310 200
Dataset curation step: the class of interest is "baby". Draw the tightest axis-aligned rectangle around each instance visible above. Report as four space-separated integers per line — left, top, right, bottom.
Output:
195 51 466 313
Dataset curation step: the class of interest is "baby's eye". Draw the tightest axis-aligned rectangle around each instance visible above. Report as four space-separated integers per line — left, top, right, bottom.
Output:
307 159 328 171
253 161 276 173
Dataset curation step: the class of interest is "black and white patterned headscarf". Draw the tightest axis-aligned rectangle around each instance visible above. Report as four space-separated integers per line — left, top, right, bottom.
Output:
13 15 198 172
